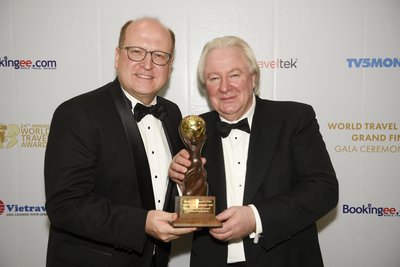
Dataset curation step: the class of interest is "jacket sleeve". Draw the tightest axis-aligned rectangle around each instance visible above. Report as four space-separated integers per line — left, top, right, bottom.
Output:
254 104 338 251
44 99 148 253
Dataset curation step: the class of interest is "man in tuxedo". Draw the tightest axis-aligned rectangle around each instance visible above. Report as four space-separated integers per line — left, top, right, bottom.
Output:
169 36 339 267
44 17 195 267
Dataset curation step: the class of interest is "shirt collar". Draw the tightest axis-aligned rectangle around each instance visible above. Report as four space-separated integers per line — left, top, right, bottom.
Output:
121 87 157 109
219 94 256 129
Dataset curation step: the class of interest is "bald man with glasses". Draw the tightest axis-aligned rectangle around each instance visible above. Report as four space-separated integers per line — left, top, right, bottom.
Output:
44 17 195 267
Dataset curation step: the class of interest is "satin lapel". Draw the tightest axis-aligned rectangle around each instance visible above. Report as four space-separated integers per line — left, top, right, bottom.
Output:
110 83 155 210
243 98 282 205
157 97 181 212
202 112 227 212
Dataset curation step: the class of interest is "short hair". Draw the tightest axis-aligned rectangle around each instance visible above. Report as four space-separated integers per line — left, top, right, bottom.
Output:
197 36 260 95
117 18 176 56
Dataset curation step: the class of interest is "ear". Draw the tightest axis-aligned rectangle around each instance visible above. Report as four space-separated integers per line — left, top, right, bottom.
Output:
167 57 174 78
251 72 256 89
114 47 120 69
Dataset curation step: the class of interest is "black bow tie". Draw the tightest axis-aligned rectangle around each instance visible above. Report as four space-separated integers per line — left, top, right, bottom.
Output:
216 118 251 138
133 103 166 122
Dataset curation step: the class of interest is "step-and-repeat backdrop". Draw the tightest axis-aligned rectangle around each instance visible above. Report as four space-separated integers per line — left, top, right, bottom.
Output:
1 0 399 266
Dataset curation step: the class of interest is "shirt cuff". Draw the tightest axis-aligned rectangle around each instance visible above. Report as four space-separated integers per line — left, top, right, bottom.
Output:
248 204 263 244
176 184 183 196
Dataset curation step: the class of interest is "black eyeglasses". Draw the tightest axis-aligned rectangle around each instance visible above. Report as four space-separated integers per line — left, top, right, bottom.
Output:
121 46 172 66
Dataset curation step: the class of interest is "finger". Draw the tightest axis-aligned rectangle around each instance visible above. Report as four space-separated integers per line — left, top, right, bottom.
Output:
175 156 191 168
179 149 190 159
210 229 230 241
173 227 197 235
209 221 230 234
169 160 188 180
215 208 234 221
165 212 178 222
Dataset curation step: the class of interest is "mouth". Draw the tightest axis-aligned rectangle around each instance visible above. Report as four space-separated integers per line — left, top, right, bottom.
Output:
220 95 236 102
135 73 153 80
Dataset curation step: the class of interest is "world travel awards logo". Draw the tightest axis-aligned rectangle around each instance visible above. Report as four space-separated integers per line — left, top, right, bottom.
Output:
0 123 49 149
327 121 400 153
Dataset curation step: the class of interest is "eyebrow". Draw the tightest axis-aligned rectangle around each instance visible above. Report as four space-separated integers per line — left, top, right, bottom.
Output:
206 68 243 76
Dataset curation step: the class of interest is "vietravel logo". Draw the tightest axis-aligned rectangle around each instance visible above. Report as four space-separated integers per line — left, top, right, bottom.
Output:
342 203 400 217
0 123 49 149
0 199 47 217
346 57 400 68
0 56 57 70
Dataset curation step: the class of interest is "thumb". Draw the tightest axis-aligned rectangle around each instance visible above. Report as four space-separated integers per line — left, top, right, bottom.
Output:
165 212 178 222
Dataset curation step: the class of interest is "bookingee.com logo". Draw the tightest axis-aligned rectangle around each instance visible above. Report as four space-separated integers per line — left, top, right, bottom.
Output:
343 203 400 217
0 56 57 70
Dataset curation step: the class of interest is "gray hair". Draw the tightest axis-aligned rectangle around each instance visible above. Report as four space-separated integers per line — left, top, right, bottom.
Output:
197 36 260 95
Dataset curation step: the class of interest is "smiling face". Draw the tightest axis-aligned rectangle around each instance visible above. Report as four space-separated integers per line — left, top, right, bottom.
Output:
114 19 174 104
203 46 256 121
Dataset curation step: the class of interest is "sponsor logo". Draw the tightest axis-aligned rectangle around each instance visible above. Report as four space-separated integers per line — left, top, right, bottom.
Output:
0 200 5 215
327 121 400 154
0 199 47 217
346 57 400 68
258 58 298 69
0 56 57 70
342 203 400 217
0 123 49 149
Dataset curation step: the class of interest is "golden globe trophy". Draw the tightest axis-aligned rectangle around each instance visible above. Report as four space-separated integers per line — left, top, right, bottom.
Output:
172 115 222 228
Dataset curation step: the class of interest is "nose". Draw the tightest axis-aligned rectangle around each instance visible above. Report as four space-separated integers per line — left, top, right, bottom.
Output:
219 76 230 93
139 52 153 70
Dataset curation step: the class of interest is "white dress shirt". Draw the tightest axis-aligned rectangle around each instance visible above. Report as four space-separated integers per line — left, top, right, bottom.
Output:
123 89 171 211
220 94 263 263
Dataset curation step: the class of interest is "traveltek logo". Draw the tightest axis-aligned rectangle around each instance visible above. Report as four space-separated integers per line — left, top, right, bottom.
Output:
0 56 57 70
258 58 298 69
346 57 400 68
343 203 400 217
0 199 46 217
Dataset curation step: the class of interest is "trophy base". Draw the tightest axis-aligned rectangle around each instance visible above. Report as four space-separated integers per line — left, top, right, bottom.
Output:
172 196 222 228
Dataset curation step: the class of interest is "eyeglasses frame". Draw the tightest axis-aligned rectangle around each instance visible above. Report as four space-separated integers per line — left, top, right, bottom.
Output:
120 46 172 66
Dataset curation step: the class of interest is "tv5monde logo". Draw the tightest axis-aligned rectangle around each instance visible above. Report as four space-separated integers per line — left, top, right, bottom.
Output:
0 123 49 149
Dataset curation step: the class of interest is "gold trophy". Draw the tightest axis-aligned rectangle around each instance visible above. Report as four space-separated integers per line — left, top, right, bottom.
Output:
172 115 222 228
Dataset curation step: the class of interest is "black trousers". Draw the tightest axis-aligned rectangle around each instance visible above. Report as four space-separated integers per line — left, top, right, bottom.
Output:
227 262 247 267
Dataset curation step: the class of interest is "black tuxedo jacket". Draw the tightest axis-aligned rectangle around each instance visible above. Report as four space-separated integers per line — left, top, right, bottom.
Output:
190 97 338 267
44 79 182 267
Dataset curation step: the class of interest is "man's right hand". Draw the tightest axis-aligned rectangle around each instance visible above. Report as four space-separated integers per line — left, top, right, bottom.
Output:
168 149 192 187
145 210 196 242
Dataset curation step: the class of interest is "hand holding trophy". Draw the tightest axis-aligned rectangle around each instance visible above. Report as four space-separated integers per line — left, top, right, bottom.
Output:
172 115 222 228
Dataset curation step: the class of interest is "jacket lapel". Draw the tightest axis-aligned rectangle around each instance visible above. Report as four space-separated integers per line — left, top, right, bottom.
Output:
243 97 282 205
202 112 228 212
157 97 181 212
110 81 155 210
